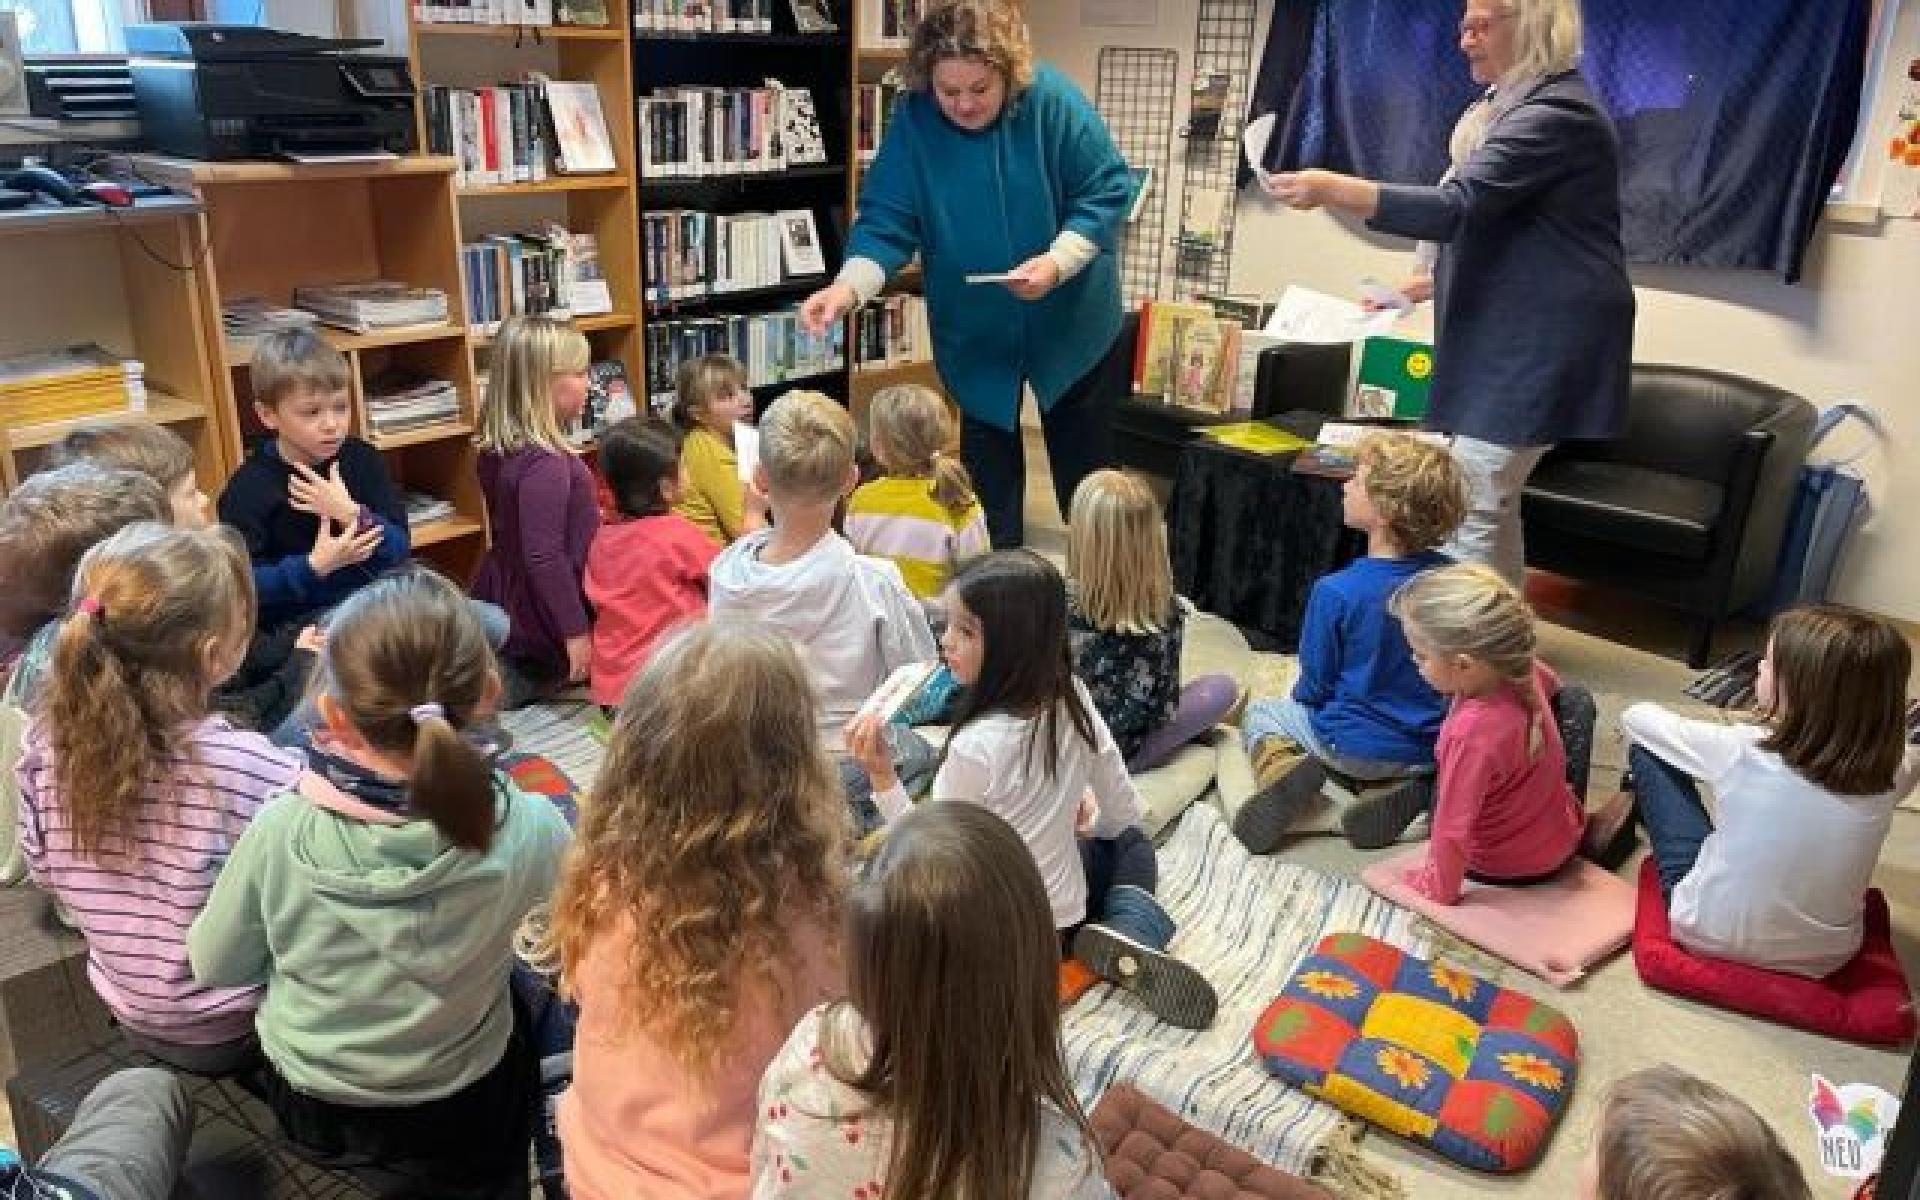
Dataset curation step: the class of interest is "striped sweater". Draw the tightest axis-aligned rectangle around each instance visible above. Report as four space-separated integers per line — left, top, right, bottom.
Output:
843 475 991 600
17 717 302 1046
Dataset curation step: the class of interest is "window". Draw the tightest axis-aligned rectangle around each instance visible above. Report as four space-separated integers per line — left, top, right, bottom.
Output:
0 0 141 54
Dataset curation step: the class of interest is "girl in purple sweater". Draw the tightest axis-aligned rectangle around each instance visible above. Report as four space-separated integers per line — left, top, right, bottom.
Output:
472 316 602 706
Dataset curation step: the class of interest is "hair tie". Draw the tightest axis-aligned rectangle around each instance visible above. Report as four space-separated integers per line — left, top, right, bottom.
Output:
409 702 445 726
77 596 104 618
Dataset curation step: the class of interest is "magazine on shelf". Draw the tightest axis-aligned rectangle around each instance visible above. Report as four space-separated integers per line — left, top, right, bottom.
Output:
555 0 610 23
540 78 616 174
777 209 827 276
292 283 450 334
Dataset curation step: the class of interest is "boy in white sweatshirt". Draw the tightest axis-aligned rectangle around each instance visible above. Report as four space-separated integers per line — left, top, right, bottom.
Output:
708 390 937 832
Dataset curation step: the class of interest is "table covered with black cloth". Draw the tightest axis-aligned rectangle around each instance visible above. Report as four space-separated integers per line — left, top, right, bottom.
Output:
1166 412 1365 652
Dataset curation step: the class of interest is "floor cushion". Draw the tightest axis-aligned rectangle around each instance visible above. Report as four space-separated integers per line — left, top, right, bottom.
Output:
1135 738 1220 837
1091 1083 1331 1199
1631 859 1916 1046
1254 932 1578 1173
502 750 580 826
1360 848 1636 987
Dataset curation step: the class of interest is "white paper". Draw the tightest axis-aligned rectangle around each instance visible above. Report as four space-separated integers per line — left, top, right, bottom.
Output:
964 272 1019 285
1080 0 1158 26
733 421 759 483
1262 285 1403 344
1317 421 1450 449
1242 112 1276 187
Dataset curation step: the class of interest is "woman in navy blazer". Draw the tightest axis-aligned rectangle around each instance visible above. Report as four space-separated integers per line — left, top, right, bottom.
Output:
1266 0 1634 586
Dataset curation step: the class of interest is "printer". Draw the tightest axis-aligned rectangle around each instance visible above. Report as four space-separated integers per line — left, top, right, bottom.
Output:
126 23 415 161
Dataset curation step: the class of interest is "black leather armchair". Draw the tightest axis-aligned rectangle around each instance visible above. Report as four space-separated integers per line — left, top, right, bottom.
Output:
1520 365 1817 668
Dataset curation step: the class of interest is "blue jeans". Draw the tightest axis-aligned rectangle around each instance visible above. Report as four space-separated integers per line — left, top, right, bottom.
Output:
1242 695 1424 782
1077 828 1171 950
1628 744 1714 899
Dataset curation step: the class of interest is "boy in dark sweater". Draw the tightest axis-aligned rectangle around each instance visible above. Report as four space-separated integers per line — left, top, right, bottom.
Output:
216 328 409 727
1231 433 1467 854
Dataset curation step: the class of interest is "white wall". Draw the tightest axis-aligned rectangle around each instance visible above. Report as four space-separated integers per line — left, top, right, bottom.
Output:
1030 1 1920 621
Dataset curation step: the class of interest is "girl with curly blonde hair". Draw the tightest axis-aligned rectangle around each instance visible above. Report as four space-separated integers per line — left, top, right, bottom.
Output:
552 619 848 1200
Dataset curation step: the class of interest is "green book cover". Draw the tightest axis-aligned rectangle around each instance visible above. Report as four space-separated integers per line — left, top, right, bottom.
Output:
1354 336 1435 420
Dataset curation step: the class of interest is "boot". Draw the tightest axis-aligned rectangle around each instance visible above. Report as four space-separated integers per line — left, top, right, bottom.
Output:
1340 774 1434 850
1581 785 1639 871
1073 885 1218 1030
1233 735 1327 854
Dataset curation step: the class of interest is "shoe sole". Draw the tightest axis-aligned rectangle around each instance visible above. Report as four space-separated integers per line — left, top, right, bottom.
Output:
1340 778 1431 851
1232 760 1327 855
1072 924 1218 1030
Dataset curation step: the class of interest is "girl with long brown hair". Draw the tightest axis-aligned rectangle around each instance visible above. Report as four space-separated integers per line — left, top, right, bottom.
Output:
551 619 847 1200
752 802 1107 1199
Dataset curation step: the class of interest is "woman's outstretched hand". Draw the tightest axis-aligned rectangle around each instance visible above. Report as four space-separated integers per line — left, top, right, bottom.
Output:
1264 169 1332 210
1004 253 1061 302
799 281 858 336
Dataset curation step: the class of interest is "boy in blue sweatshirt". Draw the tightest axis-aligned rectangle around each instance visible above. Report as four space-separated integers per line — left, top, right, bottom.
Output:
216 328 409 726
1233 433 1467 854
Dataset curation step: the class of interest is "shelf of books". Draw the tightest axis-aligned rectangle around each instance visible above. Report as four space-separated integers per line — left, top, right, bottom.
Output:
631 0 855 415
398 0 643 481
133 153 490 581
0 197 225 493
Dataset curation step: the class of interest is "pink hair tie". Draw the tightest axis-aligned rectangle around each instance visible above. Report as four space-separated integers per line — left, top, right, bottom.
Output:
77 597 104 618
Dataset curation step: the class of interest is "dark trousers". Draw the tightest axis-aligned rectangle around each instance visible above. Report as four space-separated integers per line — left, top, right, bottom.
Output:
1627 744 1714 899
961 356 1117 549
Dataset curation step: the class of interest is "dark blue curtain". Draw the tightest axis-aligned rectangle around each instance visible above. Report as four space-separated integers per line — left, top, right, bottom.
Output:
1248 0 1872 282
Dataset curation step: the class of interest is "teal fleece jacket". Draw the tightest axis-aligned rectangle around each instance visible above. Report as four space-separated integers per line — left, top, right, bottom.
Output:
187 774 570 1106
845 63 1130 431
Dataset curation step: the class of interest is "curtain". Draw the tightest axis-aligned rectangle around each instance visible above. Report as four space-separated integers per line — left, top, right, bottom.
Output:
1248 0 1872 282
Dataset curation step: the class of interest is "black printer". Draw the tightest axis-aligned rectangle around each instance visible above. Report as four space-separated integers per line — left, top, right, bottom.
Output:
126 23 416 161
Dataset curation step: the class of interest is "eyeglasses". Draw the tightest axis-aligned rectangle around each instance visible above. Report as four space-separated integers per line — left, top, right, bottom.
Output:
1458 13 1513 38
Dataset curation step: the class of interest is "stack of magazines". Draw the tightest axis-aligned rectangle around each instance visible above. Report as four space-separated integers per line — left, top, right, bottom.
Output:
402 491 456 528
293 283 450 334
364 373 462 437
222 298 318 347
0 344 144 424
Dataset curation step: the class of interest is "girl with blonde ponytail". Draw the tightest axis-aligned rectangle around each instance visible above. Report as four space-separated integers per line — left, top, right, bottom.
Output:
1382 562 1586 904
188 570 572 1195
19 521 302 1074
846 384 991 604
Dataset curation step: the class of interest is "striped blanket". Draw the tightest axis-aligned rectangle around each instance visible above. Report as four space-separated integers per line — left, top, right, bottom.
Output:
499 700 606 792
1063 802 1431 1180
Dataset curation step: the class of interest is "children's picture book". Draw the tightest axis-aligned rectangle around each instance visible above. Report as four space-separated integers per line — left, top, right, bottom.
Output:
1187 71 1230 139
734 420 760 483
1125 164 1154 224
541 79 616 174
1196 292 1274 329
1180 187 1230 250
586 359 633 431
858 661 945 726
1131 299 1213 396
777 209 828 276
1198 421 1313 456
780 84 830 165
1169 317 1237 414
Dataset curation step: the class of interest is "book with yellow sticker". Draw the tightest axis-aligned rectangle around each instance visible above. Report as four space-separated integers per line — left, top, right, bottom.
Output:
1355 335 1435 420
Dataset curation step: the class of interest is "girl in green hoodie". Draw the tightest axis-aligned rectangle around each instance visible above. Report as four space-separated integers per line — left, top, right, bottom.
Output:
188 571 572 1199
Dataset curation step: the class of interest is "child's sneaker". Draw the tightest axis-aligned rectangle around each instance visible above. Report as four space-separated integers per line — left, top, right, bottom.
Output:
1233 737 1326 854
1072 923 1218 1030
1581 788 1639 871
1340 774 1434 850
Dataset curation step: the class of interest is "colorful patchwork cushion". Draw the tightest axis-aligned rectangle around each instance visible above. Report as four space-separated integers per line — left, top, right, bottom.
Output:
1253 932 1578 1173
1632 860 1916 1046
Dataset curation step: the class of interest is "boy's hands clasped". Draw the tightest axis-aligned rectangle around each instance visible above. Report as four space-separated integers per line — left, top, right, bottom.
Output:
309 517 382 578
294 461 381 578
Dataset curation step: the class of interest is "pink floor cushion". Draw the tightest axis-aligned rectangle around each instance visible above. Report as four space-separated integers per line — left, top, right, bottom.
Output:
1254 932 1578 1173
1360 849 1635 988
1632 860 1916 1046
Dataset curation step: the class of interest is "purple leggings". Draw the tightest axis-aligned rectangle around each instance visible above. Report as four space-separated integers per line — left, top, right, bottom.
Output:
1128 673 1239 772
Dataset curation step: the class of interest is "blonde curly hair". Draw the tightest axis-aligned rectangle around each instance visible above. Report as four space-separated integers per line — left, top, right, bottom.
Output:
550 620 848 1077
903 0 1035 94
1354 432 1468 553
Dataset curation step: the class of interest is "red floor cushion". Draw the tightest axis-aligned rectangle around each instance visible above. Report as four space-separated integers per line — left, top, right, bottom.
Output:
1254 932 1578 1173
1632 860 1915 1046
1090 1084 1331 1199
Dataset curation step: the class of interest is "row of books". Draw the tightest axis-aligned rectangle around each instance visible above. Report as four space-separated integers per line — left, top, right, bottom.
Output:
642 209 827 306
0 344 145 425
462 229 610 335
413 0 611 23
632 0 775 30
294 284 450 335
1132 297 1288 416
426 78 615 187
365 374 462 438
855 74 906 164
637 82 829 178
643 309 844 410
851 293 931 369
857 0 928 48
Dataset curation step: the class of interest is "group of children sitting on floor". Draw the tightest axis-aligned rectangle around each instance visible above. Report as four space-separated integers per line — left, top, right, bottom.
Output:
0 312 1909 1199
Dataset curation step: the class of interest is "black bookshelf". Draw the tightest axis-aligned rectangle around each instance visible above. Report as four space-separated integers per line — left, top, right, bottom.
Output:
644 275 829 316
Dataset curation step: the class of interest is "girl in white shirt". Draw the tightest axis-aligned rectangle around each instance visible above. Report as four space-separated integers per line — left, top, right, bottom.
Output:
751 801 1111 1200
1610 605 1916 977
847 549 1216 1029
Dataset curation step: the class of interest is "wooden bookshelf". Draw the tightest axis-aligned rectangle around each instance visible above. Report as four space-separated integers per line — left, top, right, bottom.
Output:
0 199 224 493
134 154 488 581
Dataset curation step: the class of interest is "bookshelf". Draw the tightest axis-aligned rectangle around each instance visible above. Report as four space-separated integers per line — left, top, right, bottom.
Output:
131 155 489 581
0 199 225 494
631 3 856 415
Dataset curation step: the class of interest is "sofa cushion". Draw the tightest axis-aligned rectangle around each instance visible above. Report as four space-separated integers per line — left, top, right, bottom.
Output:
1254 932 1578 1172
1091 1083 1331 1199
1522 461 1723 560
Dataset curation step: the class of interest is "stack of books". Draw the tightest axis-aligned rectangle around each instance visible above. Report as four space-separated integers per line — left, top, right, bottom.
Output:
222 298 319 349
855 72 906 163
402 491 457 528
462 229 607 335
643 308 843 411
414 0 612 24
0 344 145 426
638 82 827 176
633 0 773 30
364 373 463 438
642 209 825 307
852 294 931 369
294 283 450 334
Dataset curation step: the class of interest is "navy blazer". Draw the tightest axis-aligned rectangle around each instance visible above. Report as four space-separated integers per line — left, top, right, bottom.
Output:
1371 70 1634 447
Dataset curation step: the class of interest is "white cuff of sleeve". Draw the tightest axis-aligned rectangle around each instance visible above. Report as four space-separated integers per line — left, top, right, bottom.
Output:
1044 230 1099 283
872 781 912 823
1413 240 1439 276
836 257 889 307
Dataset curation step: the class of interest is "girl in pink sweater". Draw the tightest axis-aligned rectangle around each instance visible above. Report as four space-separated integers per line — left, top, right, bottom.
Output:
1386 563 1584 904
551 620 846 1200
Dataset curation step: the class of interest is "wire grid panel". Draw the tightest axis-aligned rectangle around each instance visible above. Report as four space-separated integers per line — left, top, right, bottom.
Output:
1096 47 1179 307
1175 0 1260 297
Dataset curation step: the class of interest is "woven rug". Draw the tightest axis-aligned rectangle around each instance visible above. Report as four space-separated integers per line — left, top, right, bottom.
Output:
499 699 606 793
1063 802 1430 1186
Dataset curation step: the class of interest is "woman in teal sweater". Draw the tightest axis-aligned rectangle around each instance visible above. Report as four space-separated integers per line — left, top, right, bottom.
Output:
800 0 1132 548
